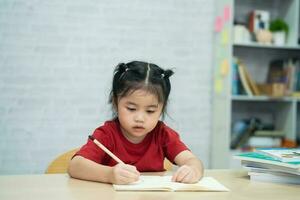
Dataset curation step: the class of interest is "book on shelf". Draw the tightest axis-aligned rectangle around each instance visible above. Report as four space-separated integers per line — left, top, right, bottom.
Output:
232 58 240 95
267 60 287 84
230 118 258 149
249 10 270 33
266 59 297 95
255 148 300 163
253 130 284 137
247 136 282 148
286 59 295 94
234 59 260 96
294 59 300 92
113 175 229 192
241 63 260 95
237 62 253 96
259 58 300 96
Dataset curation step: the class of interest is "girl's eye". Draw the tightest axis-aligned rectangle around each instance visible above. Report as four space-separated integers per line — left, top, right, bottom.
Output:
127 107 136 111
147 110 155 114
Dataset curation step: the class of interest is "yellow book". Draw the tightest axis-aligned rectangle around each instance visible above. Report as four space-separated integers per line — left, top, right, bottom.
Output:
241 63 260 95
113 175 229 192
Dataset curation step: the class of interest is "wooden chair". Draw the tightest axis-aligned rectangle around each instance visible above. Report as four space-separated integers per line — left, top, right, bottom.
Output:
45 148 79 174
45 148 173 173
163 159 173 171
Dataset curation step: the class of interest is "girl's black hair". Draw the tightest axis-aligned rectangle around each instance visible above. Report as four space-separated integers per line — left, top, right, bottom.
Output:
109 61 174 118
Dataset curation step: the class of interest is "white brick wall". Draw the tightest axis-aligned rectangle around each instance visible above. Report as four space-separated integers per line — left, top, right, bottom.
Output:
0 0 214 174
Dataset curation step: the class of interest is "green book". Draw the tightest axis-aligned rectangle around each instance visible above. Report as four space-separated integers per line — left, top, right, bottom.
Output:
233 152 300 170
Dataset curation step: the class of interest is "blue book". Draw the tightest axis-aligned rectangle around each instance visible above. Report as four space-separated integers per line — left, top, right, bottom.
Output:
232 59 239 95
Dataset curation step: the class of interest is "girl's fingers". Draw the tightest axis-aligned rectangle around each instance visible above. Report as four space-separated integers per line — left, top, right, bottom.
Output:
125 164 140 176
172 165 193 183
176 170 190 182
113 164 140 184
181 172 194 183
118 164 140 182
172 167 185 182
121 170 139 181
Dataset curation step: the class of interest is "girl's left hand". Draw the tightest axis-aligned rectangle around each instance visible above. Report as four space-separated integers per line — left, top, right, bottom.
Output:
171 165 199 183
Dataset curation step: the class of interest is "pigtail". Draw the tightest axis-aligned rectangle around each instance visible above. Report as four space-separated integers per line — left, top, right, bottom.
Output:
114 62 130 81
114 63 127 75
161 69 174 79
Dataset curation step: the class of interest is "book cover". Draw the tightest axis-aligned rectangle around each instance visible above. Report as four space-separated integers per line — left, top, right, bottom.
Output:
249 10 270 33
113 175 229 192
234 152 300 170
255 148 300 163
237 63 253 96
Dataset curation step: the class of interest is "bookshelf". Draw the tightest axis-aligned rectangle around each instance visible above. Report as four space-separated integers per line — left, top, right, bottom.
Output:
211 0 300 168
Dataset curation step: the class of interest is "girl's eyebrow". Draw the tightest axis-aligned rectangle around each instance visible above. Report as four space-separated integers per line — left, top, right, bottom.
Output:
126 101 158 108
147 104 158 108
125 102 137 106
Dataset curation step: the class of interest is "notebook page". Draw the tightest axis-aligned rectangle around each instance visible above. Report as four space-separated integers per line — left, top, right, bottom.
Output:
113 176 229 192
113 175 172 191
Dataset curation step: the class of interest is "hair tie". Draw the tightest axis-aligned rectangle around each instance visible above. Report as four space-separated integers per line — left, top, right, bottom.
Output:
161 73 165 78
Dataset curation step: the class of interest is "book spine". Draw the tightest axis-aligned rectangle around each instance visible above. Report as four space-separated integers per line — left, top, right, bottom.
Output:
232 59 239 95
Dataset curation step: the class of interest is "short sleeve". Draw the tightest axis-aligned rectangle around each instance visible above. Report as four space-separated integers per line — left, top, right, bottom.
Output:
74 127 112 164
162 125 189 162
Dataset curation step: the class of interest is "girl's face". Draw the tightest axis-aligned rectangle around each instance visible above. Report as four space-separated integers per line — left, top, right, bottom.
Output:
117 89 163 144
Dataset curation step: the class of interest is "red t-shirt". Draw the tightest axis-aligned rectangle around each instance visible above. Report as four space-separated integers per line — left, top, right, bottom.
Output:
75 119 189 172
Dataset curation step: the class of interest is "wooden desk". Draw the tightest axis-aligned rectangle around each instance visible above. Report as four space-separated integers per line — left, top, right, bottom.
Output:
0 170 299 200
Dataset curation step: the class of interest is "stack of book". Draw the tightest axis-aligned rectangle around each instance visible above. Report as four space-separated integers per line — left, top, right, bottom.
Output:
234 148 300 184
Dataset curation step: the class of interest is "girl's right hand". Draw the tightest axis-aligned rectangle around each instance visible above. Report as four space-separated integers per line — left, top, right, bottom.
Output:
111 163 140 184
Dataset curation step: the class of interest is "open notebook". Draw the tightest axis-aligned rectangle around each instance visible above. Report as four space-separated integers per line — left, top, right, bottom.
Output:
113 175 229 192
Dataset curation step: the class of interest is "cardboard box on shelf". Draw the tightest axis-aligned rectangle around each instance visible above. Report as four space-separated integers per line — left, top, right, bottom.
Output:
256 83 286 97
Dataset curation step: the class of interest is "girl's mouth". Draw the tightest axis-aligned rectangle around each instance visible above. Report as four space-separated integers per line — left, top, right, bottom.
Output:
133 126 145 131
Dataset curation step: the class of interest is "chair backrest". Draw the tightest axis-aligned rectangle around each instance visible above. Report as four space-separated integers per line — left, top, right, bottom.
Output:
45 148 79 174
163 158 173 171
46 148 173 173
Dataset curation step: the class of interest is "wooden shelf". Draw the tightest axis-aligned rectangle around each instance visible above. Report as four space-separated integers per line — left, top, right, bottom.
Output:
234 42 300 50
231 95 295 102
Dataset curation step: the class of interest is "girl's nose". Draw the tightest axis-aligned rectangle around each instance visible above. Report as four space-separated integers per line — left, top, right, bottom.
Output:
134 112 145 122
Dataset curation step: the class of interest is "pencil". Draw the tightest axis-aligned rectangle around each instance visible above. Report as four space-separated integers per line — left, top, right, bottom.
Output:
88 135 124 164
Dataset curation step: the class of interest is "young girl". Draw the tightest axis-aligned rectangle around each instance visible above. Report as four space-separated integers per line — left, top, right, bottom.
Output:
68 61 204 184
